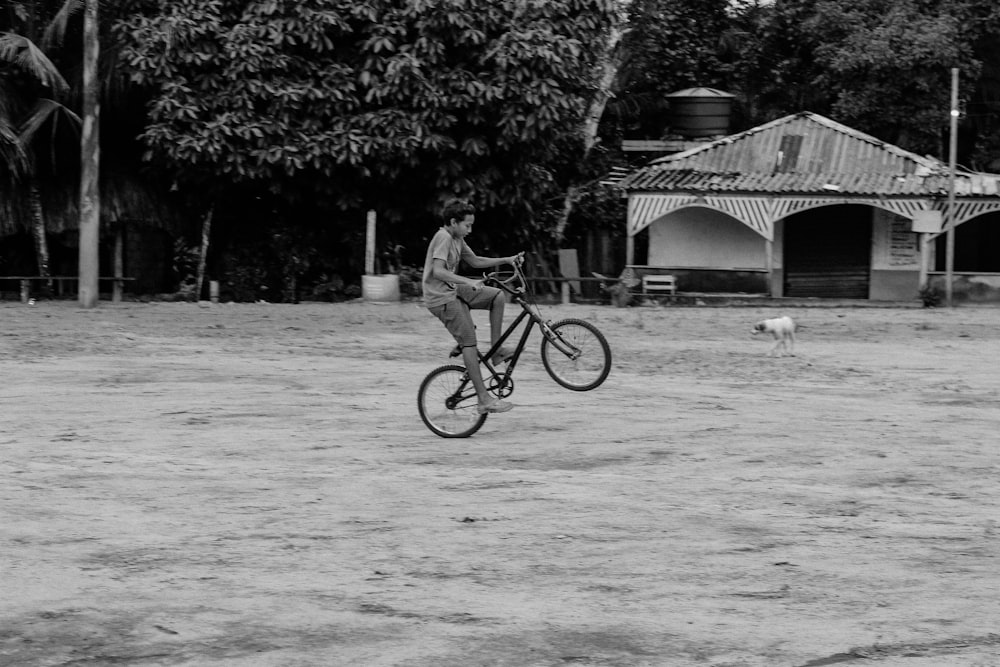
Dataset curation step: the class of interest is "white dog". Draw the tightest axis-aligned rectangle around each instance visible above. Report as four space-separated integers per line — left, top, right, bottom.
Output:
752 316 796 357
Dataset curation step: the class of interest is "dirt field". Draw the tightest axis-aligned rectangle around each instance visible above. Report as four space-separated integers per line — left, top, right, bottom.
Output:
2 298 999 667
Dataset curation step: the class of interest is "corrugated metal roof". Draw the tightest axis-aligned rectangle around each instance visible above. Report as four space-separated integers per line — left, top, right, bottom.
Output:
665 87 735 99
618 112 1000 198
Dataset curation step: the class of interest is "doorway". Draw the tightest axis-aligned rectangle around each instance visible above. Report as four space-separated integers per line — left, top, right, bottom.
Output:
784 205 872 298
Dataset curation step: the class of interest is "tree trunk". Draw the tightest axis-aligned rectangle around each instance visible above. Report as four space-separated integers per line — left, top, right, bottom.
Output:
196 205 214 301
78 0 100 307
529 238 559 295
552 11 629 242
554 184 584 244
28 181 52 293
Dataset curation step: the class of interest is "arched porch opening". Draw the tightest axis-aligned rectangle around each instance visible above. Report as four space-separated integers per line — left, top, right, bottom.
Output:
933 211 1000 272
926 211 1000 302
634 206 770 293
648 206 767 268
781 204 873 298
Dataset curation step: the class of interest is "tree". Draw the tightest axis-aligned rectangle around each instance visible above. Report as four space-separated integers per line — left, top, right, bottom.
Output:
550 0 632 243
117 0 618 238
810 0 976 155
0 18 81 285
957 1 1000 170
2 1 193 299
78 0 99 307
552 0 732 242
723 0 983 158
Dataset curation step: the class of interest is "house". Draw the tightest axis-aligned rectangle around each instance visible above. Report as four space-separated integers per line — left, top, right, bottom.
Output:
616 112 1000 302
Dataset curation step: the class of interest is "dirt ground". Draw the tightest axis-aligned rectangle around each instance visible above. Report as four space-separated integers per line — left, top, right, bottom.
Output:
2 297 999 667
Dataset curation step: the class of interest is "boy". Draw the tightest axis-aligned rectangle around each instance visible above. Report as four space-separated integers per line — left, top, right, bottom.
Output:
423 199 524 414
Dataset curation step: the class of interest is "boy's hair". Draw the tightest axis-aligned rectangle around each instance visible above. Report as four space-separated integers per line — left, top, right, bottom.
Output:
441 198 476 224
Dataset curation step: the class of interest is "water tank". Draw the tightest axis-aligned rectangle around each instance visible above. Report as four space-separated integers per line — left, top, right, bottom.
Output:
666 87 735 138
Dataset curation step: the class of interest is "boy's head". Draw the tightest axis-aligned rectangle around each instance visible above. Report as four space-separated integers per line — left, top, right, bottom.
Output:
441 198 476 226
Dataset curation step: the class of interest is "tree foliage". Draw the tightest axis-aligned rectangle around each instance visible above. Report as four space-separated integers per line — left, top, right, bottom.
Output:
724 0 987 158
1 0 183 238
118 0 617 221
610 0 731 137
622 0 730 92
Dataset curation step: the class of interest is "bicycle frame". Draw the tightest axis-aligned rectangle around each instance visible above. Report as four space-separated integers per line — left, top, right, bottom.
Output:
421 260 611 436
476 264 581 392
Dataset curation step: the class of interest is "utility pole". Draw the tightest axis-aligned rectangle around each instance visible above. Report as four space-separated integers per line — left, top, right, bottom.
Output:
944 67 958 308
78 0 100 307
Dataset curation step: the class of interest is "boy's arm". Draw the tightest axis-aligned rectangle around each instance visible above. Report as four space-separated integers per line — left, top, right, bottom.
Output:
429 258 478 288
432 252 525 291
463 251 524 270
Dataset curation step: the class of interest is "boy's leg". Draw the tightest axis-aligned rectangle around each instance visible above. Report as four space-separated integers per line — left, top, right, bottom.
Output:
488 292 505 348
460 285 511 361
460 345 489 402
430 298 512 411
486 292 514 363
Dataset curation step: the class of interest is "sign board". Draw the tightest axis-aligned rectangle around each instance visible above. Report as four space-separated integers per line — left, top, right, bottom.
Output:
889 218 919 266
873 209 919 269
557 249 581 294
911 210 943 234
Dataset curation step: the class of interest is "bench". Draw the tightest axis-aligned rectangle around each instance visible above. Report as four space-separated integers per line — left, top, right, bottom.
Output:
0 276 136 303
642 274 677 295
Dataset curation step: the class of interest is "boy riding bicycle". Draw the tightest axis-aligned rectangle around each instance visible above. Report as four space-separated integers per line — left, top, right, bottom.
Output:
422 199 524 415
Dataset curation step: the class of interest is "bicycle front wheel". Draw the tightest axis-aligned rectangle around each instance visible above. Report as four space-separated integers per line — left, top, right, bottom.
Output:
417 364 488 438
540 318 611 391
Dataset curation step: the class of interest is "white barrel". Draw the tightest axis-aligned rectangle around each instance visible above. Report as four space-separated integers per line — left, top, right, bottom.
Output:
362 274 400 302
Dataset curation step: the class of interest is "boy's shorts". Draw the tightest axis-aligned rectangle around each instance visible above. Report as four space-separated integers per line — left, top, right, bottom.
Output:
428 284 502 348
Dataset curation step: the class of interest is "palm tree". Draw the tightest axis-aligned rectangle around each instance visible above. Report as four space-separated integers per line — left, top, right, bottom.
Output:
78 0 99 306
2 1 183 298
0 82 29 185
1 6 82 287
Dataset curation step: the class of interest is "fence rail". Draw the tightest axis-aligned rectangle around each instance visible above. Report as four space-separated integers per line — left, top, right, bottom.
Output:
0 276 136 303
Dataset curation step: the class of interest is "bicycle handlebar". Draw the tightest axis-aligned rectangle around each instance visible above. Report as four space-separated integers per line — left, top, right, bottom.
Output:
483 258 527 295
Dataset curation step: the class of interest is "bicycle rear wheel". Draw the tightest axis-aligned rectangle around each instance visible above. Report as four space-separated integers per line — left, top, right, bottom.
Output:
540 318 611 391
417 364 488 438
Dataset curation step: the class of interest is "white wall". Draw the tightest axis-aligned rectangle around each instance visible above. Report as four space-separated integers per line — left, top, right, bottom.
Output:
647 207 766 268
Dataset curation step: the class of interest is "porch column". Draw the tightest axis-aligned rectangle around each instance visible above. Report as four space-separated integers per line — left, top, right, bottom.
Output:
918 233 930 289
625 234 635 266
765 238 774 296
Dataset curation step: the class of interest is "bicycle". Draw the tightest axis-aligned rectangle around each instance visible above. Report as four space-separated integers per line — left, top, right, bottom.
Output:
417 260 612 438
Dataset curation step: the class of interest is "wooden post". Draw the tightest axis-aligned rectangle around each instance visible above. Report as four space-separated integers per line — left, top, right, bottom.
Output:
912 210 942 293
196 206 214 301
918 233 929 290
78 0 100 308
945 67 959 307
765 238 774 296
600 230 612 274
365 210 376 275
113 223 124 303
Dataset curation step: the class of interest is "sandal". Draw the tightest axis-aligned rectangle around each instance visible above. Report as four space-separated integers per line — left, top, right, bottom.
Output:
478 398 514 414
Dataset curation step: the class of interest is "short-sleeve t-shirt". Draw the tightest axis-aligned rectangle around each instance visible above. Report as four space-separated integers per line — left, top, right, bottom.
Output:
422 227 475 308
